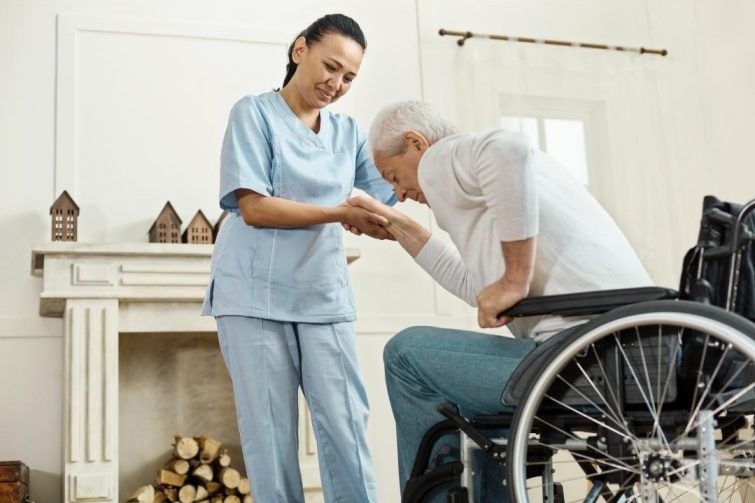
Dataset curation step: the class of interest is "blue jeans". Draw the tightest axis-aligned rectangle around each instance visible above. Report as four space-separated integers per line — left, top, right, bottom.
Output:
383 326 536 502
217 316 378 503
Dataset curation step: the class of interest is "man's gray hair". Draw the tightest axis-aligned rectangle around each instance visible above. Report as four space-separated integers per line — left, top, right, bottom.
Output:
369 101 459 157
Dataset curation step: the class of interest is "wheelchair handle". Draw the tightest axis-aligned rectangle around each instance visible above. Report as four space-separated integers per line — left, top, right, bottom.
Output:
702 202 755 260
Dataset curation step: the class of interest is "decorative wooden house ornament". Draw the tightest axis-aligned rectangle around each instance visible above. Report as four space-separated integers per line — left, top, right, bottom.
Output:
182 210 214 244
213 210 229 242
50 190 79 241
148 202 182 243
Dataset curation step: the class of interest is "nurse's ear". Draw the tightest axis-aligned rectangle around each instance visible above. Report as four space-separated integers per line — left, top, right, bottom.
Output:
291 36 308 64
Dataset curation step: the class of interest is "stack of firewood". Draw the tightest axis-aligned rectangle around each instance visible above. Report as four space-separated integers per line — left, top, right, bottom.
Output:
127 435 252 503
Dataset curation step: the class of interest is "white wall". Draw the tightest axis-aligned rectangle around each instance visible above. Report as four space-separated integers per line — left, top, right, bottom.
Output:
3 1 755 502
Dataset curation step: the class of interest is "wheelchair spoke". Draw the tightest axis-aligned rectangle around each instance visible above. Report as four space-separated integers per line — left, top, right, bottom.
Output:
659 482 701 502
543 394 637 445
684 343 734 436
588 340 630 428
613 331 672 453
651 326 683 446
686 329 710 425
554 372 626 433
530 413 639 473
709 383 755 417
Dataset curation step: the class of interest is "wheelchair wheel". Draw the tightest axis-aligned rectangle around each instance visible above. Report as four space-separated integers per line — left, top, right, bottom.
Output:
506 300 755 502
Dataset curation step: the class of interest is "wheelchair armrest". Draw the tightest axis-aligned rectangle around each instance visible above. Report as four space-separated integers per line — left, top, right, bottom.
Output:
499 286 678 318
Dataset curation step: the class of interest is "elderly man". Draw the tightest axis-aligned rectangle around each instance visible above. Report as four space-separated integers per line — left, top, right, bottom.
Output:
347 101 653 501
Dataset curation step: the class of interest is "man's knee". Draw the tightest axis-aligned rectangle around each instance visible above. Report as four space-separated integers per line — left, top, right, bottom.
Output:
383 326 433 369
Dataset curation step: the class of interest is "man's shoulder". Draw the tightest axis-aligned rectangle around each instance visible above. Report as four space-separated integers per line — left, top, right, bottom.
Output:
476 128 531 149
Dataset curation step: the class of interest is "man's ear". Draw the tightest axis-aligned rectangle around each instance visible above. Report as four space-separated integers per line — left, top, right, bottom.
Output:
405 131 430 152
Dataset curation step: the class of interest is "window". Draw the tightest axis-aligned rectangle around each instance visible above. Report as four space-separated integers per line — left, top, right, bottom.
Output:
499 95 607 189
500 115 589 185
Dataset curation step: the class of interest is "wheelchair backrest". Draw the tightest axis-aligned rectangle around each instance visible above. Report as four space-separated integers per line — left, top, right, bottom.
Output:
679 195 755 321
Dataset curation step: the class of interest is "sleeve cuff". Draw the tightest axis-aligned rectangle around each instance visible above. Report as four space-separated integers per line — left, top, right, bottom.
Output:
414 234 449 268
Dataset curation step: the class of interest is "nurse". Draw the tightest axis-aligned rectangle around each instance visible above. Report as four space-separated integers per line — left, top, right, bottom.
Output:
201 13 396 503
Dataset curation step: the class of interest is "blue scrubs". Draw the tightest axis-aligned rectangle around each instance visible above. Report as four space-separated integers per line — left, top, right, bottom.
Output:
203 91 396 503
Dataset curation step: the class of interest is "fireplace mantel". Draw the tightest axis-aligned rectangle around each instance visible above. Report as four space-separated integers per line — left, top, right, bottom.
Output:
32 242 361 317
31 241 360 503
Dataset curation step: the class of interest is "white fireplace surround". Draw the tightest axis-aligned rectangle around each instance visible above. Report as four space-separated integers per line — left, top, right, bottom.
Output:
31 242 359 503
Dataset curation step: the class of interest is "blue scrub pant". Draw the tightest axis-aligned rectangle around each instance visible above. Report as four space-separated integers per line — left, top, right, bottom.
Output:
216 316 378 503
383 326 537 502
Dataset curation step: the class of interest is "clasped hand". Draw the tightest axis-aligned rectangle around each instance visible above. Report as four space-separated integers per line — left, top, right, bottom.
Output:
339 198 395 240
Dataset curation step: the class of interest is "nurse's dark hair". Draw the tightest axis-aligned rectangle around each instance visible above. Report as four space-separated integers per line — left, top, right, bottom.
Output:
278 14 366 90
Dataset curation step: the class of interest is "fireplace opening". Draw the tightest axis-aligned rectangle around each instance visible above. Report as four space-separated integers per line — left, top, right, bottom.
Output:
119 332 245 496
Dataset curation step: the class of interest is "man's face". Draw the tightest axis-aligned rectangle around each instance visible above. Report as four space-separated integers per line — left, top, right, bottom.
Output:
374 133 428 204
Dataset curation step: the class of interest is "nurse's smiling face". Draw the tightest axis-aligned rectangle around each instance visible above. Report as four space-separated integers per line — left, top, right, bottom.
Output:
290 33 364 110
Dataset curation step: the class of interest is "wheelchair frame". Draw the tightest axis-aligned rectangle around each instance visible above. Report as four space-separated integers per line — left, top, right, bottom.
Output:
402 196 755 503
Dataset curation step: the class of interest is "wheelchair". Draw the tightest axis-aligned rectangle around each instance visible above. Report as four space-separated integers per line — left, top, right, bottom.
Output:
403 195 755 503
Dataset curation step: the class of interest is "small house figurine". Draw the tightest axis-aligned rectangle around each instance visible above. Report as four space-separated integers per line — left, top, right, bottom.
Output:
50 190 79 241
148 202 182 243
214 210 229 242
182 210 214 244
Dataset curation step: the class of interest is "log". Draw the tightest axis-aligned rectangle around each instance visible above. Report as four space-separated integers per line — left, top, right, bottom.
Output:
156 469 187 487
178 484 197 503
164 487 179 502
127 484 154 503
154 490 168 503
237 478 251 496
192 464 213 482
217 450 231 468
205 482 223 496
218 468 240 489
223 496 240 503
210 495 224 503
242 496 253 503
195 485 209 501
165 458 190 475
174 436 200 460
196 435 222 464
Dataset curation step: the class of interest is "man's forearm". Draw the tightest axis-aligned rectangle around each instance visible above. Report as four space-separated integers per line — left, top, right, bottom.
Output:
499 237 536 296
386 213 431 258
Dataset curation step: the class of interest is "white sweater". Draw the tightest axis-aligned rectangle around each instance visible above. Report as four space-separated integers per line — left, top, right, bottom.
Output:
415 129 653 339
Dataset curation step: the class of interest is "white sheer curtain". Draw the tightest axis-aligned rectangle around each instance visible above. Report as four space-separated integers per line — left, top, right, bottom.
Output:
438 33 680 288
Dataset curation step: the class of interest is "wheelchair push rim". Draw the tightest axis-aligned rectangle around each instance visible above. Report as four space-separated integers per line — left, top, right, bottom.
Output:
507 300 755 503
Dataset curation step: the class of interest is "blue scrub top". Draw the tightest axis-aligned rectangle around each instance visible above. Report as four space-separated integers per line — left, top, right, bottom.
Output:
202 91 397 323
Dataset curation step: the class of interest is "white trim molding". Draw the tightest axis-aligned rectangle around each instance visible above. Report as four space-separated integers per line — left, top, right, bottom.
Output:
54 14 289 196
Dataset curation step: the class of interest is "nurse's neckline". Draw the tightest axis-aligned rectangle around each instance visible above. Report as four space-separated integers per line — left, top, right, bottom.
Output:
276 90 325 134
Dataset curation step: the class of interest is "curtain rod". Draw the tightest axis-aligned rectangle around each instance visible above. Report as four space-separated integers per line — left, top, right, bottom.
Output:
439 29 668 57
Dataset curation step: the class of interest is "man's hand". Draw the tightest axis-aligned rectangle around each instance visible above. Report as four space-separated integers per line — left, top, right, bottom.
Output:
339 201 395 240
476 238 536 329
476 277 528 328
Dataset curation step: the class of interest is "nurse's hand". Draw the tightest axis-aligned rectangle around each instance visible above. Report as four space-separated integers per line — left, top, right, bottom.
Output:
347 195 432 258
